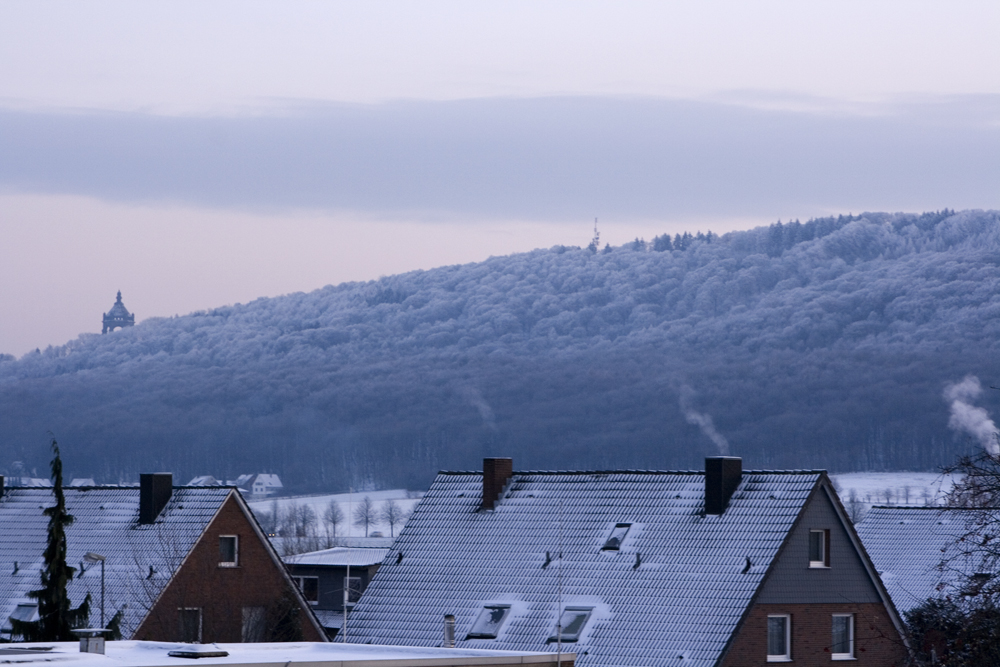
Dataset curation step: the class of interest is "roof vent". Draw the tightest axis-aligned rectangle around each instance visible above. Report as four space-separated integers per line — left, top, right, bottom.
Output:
482 458 513 510
705 457 742 515
139 473 173 524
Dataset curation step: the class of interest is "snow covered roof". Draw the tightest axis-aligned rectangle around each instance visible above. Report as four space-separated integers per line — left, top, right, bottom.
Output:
856 506 996 614
285 547 390 567
0 640 567 667
346 469 824 667
0 486 232 639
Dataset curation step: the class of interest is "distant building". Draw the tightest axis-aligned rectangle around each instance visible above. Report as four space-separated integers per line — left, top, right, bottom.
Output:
236 473 284 497
187 474 284 497
348 457 907 667
0 473 324 643
101 291 135 334
285 547 390 638
68 478 96 487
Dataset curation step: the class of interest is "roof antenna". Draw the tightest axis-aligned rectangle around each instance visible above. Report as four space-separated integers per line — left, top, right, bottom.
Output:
556 500 564 667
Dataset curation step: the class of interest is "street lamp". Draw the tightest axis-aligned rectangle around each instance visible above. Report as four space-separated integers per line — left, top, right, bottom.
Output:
83 552 106 628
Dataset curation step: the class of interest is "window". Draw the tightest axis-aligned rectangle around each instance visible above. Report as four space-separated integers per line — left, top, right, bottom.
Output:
466 605 511 639
831 614 854 660
179 608 202 643
549 607 593 643
3 604 39 640
344 576 362 605
602 523 631 551
767 615 791 662
241 607 267 642
809 529 830 568
293 576 319 604
219 535 239 567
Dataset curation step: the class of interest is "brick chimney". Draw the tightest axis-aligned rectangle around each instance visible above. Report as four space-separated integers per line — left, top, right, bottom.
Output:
139 473 173 524
705 457 742 515
482 458 513 510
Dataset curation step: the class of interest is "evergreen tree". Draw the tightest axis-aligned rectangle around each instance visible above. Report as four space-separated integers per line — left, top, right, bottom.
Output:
11 440 91 641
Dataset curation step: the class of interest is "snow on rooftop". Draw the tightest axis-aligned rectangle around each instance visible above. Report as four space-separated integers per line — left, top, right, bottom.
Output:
0 641 567 667
284 547 390 567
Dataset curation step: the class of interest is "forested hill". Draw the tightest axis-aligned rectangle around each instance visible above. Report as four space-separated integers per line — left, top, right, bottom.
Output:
3 210 1000 492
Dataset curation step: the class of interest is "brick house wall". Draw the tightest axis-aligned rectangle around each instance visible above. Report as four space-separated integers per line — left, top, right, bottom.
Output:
134 492 324 642
720 603 907 667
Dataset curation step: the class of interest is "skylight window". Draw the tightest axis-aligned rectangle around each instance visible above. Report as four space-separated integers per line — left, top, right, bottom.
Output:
466 605 511 639
602 523 631 551
549 607 593 643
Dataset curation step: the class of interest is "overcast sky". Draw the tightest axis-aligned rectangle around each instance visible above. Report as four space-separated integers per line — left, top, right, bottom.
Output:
2 1 999 355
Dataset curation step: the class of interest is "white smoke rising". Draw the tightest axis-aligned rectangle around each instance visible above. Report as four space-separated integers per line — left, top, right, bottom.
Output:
461 386 497 431
943 375 999 454
679 386 729 455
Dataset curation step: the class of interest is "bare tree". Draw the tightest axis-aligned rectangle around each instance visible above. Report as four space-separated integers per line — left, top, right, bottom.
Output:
322 501 344 544
379 500 409 538
845 488 865 524
352 496 376 537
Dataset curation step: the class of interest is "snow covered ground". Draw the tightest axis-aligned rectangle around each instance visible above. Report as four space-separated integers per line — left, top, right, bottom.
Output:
247 489 422 539
830 472 957 507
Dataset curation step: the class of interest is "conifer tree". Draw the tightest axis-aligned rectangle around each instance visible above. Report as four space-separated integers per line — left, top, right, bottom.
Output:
11 439 90 641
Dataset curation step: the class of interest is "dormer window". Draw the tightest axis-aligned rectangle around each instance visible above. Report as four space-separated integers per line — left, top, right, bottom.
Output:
602 524 631 551
549 607 593 643
467 605 511 639
808 530 830 568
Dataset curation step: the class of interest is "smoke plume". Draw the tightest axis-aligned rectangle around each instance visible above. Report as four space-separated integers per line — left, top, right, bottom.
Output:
461 386 497 431
679 386 730 455
943 375 999 454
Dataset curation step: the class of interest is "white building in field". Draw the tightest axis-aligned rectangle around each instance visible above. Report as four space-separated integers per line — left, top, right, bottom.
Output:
233 473 283 497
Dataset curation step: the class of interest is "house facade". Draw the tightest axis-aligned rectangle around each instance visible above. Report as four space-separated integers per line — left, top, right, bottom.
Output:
346 458 906 667
0 473 324 643
284 546 390 637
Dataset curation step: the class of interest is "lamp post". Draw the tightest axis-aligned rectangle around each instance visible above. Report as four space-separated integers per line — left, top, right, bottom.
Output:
84 552 106 627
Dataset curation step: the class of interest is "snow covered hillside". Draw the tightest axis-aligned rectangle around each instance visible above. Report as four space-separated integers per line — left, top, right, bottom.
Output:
3 210 1000 490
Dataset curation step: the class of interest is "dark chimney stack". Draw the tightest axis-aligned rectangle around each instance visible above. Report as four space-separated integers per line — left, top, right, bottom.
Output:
482 458 513 510
0 475 4 499
139 473 173 524
705 457 742 515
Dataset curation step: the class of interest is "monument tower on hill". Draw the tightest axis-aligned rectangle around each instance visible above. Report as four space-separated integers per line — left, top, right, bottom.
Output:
102 291 135 334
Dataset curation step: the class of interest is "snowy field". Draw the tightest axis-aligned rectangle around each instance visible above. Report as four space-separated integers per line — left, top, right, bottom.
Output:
247 489 422 539
830 472 957 507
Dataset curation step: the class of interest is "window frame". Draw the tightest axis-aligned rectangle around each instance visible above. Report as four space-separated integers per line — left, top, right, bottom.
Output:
809 529 831 568
241 606 267 642
219 535 239 567
602 523 632 551
293 575 320 605
466 604 512 639
548 606 593 643
766 614 792 662
343 575 363 606
831 613 854 661
178 607 203 643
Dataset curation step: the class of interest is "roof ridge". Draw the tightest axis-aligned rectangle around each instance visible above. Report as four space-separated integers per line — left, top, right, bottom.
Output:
868 505 994 510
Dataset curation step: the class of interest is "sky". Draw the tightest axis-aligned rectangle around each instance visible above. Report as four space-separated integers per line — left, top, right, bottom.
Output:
2 1 1000 356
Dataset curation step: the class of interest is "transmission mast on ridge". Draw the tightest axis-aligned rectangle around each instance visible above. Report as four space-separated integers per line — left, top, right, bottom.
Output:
588 218 600 252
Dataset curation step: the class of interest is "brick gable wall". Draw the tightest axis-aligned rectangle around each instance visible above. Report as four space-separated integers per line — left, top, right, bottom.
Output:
134 493 324 642
721 603 906 667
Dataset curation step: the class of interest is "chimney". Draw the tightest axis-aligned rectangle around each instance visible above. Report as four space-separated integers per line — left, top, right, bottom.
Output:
705 457 742 515
0 475 4 499
139 473 173 524
482 458 513 510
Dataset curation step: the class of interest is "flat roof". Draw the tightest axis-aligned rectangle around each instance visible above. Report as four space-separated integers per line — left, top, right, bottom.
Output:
0 641 572 667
